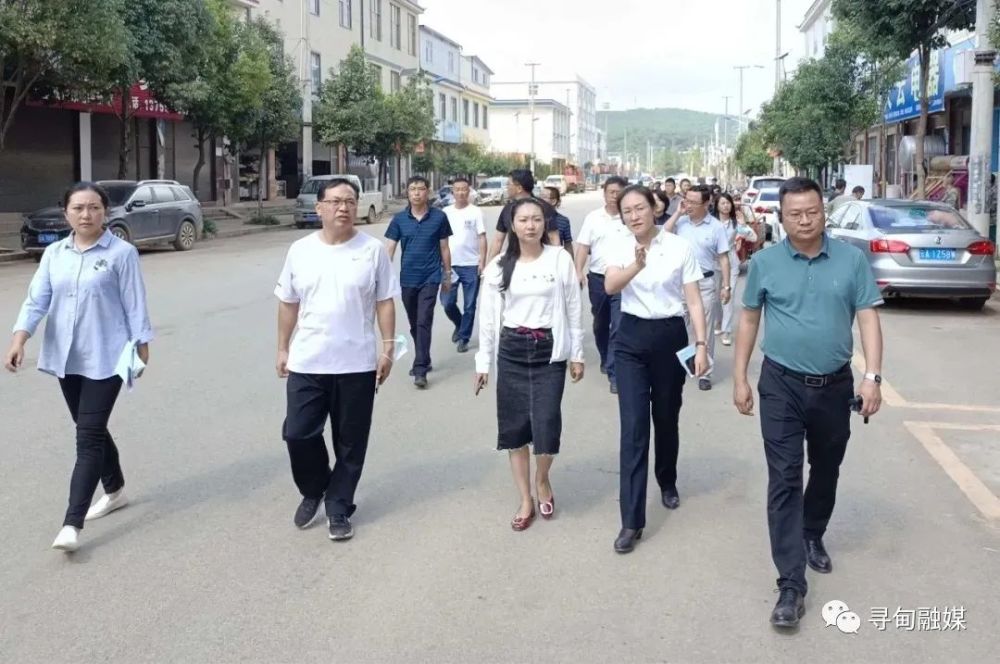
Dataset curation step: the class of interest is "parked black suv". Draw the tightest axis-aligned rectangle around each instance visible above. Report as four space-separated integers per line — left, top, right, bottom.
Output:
21 179 204 258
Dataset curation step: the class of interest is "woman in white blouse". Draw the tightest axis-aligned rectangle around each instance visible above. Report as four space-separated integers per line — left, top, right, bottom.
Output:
605 185 709 553
475 198 584 531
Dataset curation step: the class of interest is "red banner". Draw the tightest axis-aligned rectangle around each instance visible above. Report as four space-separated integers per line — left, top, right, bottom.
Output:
27 82 184 121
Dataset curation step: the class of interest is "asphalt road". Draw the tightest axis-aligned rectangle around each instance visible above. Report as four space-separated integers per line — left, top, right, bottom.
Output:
1 191 998 663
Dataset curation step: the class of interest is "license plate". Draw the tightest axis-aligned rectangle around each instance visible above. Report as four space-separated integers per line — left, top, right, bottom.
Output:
38 232 58 244
918 248 956 261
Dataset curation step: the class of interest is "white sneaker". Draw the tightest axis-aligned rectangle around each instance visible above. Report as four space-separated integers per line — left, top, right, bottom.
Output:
85 490 128 521
52 526 80 552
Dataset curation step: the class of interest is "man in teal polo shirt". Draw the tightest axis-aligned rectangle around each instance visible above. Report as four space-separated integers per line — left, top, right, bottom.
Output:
732 177 884 630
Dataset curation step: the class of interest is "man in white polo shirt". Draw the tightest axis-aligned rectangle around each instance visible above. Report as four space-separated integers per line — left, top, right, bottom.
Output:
275 177 399 543
441 177 486 354
575 175 631 394
665 184 731 391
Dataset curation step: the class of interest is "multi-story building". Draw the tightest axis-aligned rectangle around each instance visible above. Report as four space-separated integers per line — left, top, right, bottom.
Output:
419 26 464 145
460 55 493 147
492 76 597 167
800 0 835 60
489 99 571 166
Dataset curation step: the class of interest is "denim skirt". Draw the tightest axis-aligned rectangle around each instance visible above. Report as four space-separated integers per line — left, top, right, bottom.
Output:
496 327 567 455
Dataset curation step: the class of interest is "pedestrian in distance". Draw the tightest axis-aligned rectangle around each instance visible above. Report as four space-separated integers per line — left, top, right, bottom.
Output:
653 189 671 226
475 198 584 532
575 175 631 394
663 184 732 391
826 178 852 215
538 185 575 255
385 176 453 389
604 185 710 553
663 178 682 216
732 176 884 629
276 177 399 542
4 182 154 553
440 177 486 354
714 193 743 347
851 186 865 200
678 178 692 197
487 169 562 261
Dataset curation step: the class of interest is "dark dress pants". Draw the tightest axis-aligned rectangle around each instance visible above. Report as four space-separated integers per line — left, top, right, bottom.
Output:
283 371 377 517
401 283 438 377
587 272 621 381
615 314 688 529
758 357 853 595
58 375 125 529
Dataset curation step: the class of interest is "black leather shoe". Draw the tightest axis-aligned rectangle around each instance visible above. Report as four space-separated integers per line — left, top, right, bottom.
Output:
328 515 354 541
770 588 805 628
293 497 322 529
614 528 643 554
805 537 832 573
609 382 618 395
414 375 428 389
661 487 680 510
456 341 469 353
698 377 712 391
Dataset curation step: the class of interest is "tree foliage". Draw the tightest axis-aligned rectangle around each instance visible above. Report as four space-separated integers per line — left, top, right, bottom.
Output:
832 0 975 196
0 0 127 151
734 124 773 176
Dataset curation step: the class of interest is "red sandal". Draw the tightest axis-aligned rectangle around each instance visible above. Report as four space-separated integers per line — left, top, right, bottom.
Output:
539 495 555 520
511 506 536 531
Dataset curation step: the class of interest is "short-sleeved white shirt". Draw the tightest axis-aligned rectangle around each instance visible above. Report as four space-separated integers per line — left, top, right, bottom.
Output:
443 204 486 267
275 231 400 374
609 230 704 319
577 207 631 275
674 214 730 273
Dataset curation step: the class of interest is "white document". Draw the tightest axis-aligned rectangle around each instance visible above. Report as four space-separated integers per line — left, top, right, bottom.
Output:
114 340 146 392
675 344 714 378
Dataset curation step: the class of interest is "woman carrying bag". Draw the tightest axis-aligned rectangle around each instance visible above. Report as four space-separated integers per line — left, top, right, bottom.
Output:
475 198 584 531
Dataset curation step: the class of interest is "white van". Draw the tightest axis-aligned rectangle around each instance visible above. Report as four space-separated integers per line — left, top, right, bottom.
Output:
295 175 384 227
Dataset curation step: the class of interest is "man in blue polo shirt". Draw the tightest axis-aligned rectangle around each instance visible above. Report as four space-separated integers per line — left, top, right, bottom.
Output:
733 177 884 630
385 176 452 389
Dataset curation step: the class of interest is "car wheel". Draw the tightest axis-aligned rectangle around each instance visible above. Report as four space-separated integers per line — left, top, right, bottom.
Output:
110 225 130 243
295 222 306 229
959 297 988 311
173 219 197 251
367 206 377 225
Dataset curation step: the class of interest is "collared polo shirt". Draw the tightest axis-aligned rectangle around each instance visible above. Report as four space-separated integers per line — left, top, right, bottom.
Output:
577 206 631 275
673 214 730 274
742 235 884 375
609 229 703 319
385 206 453 287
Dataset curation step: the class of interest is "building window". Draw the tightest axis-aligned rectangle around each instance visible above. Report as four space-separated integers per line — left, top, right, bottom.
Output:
390 4 401 50
310 52 322 93
370 0 382 40
309 0 319 16
448 52 455 74
390 71 401 92
370 64 382 90
463 99 469 126
407 14 417 56
439 93 446 120
483 106 488 129
483 73 489 87
450 97 458 122
339 0 351 28
473 102 479 128
424 40 432 64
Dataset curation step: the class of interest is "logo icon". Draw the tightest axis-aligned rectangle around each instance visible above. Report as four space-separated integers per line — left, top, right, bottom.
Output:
935 236 942 245
822 600 860 634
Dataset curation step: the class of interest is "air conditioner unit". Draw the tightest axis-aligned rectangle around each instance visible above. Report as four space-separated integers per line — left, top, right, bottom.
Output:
954 49 974 87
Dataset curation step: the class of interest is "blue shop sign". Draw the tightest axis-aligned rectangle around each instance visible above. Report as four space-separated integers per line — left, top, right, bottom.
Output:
884 38 980 124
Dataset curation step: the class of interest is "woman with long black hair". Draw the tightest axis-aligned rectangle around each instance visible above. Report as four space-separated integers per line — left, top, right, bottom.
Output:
4 182 153 552
714 192 743 346
605 185 709 553
475 198 584 531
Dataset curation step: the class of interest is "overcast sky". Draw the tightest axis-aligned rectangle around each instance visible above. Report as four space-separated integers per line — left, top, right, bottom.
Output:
420 0 814 118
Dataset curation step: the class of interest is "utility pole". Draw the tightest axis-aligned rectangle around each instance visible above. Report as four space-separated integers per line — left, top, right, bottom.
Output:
734 64 764 137
624 125 628 176
773 0 782 175
968 0 996 237
526 62 540 175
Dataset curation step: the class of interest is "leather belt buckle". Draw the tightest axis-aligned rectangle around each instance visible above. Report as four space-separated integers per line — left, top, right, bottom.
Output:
804 375 826 388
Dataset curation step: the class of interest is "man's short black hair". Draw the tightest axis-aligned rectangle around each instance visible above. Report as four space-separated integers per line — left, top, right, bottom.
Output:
687 183 712 204
452 176 470 186
664 177 676 185
680 178 691 185
852 185 865 196
509 168 534 194
835 178 847 190
406 175 430 189
317 177 359 201
604 175 628 190
779 176 824 207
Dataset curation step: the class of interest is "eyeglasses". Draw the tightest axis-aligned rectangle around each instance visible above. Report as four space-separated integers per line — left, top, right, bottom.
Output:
783 209 824 222
318 198 358 208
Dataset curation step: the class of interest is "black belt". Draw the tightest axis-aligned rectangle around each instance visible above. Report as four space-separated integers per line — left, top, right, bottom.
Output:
765 357 851 388
701 270 715 278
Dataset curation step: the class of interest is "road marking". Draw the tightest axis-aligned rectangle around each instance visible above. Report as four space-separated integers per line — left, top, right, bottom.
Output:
851 353 1000 412
903 421 1000 521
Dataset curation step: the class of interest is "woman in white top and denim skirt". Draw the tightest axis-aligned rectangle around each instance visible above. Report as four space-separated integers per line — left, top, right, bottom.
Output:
605 185 709 553
4 182 153 553
476 198 584 532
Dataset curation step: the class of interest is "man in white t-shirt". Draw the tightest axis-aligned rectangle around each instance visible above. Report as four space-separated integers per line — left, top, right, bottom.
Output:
574 175 631 394
275 178 400 542
440 177 486 354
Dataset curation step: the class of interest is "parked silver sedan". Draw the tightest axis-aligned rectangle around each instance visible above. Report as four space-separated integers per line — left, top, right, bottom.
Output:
826 200 997 309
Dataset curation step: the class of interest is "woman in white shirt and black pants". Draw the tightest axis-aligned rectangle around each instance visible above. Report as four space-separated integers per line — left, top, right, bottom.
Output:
476 198 584 532
605 185 709 553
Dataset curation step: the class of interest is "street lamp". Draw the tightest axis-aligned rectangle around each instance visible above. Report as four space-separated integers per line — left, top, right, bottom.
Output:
734 65 764 137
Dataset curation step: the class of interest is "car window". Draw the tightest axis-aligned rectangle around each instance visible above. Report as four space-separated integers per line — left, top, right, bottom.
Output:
171 186 191 201
151 186 175 203
758 191 779 202
131 186 154 204
103 184 137 207
753 178 784 190
299 179 325 194
869 205 972 233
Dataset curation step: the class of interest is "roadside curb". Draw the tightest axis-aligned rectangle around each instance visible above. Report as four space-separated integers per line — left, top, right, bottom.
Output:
0 251 29 264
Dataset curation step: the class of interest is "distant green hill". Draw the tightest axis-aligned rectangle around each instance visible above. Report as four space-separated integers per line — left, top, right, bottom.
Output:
597 107 739 158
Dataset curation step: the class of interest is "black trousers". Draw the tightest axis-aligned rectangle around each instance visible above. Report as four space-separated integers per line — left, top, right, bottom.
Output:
401 284 438 377
58 375 124 529
615 314 688 529
758 357 853 595
586 272 621 381
282 371 377 517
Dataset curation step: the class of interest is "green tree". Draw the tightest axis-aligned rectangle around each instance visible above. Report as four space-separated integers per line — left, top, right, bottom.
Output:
169 0 272 196
734 124 773 176
833 0 976 197
373 74 436 185
0 0 126 152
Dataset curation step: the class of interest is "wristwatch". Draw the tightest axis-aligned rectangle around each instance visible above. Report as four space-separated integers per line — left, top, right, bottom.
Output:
695 341 707 348
863 372 882 384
